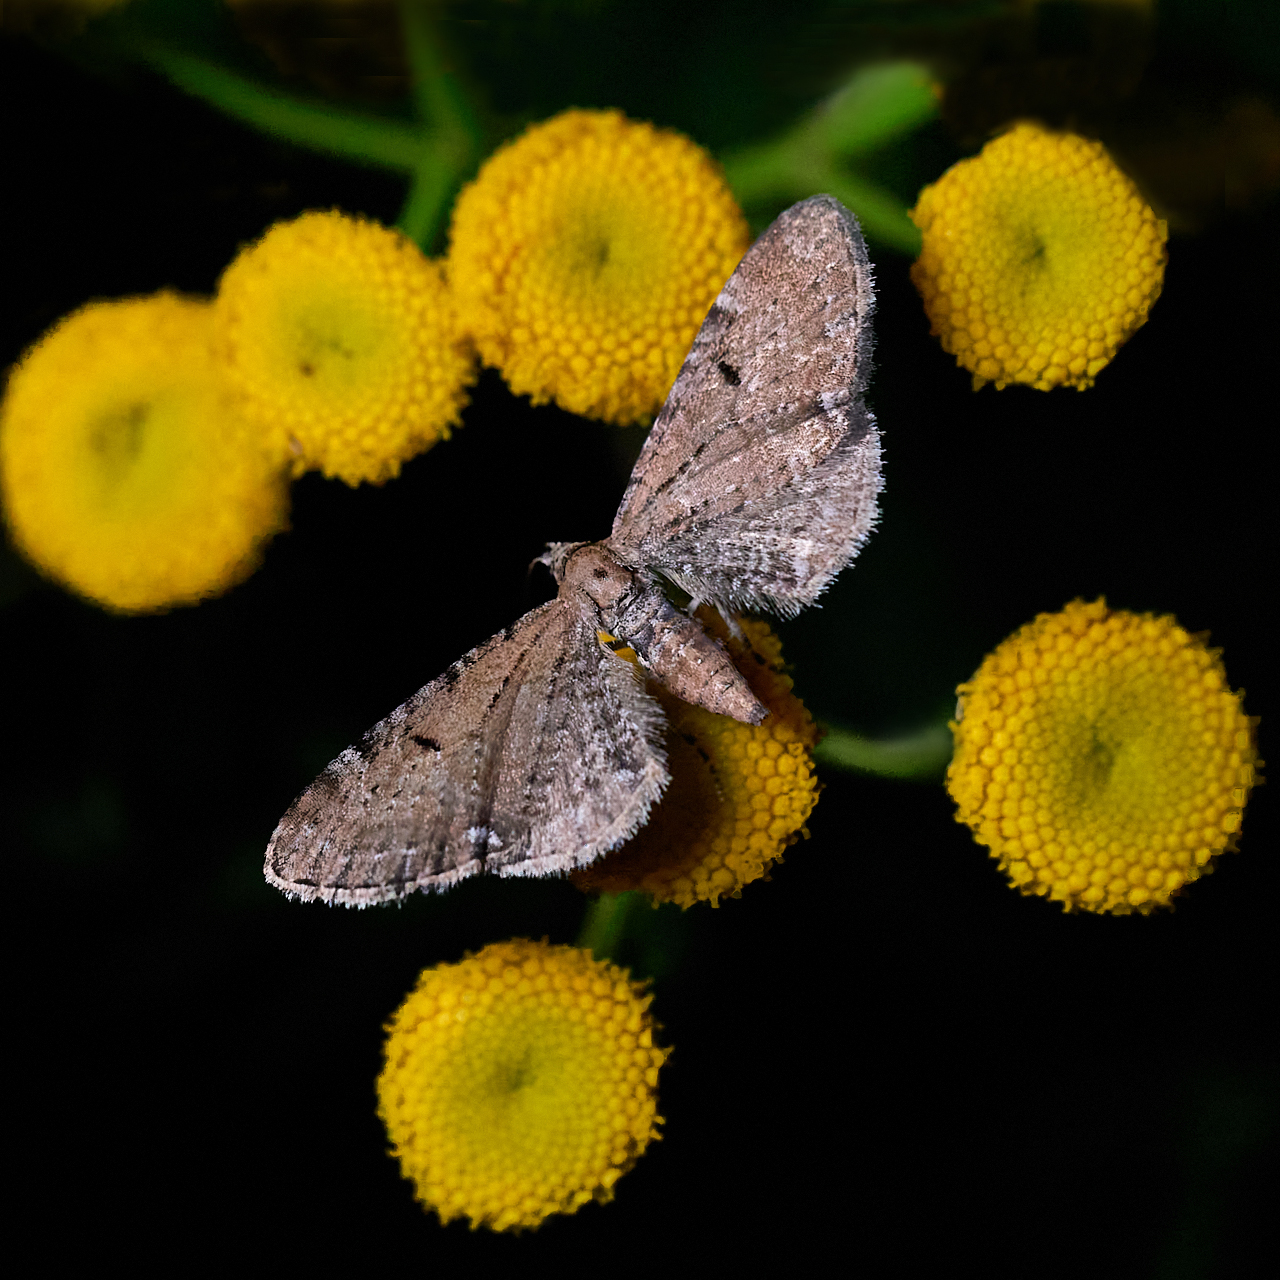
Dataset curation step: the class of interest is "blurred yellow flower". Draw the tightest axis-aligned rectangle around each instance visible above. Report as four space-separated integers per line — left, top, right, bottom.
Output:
910 123 1166 390
1 293 288 614
448 109 748 424
574 613 819 907
947 599 1258 914
377 939 668 1232
213 210 475 486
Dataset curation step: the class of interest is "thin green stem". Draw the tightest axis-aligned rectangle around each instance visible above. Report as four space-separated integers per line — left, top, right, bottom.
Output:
721 61 932 255
720 137 808 207
136 42 423 171
397 154 457 249
576 892 642 964
399 1 477 147
803 164 922 255
395 3 482 249
723 138 921 254
810 62 938 157
815 722 953 780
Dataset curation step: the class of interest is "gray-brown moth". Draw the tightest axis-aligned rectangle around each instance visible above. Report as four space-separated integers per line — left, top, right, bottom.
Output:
265 195 881 905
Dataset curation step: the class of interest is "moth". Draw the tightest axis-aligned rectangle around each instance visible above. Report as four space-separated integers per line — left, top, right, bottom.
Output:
265 195 881 905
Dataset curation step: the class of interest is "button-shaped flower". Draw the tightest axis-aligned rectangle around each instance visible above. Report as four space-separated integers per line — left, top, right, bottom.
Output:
947 599 1258 913
213 210 475 485
377 939 668 1231
448 109 749 425
1 292 287 613
910 123 1167 391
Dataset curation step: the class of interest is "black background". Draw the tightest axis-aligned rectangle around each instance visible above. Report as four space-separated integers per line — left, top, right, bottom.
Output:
3 4 1276 1275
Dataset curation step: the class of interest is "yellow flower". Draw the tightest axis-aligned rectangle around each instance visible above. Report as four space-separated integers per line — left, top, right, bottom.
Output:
213 210 475 486
1 293 288 614
910 122 1167 390
447 109 749 425
573 613 820 907
947 599 1259 914
377 939 668 1232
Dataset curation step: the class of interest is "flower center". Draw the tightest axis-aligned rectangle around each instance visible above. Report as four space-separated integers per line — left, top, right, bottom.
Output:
560 216 619 285
491 1047 538 1098
89 400 149 483
581 232 611 274
1020 229 1048 270
295 326 359 376
1079 729 1118 798
280 292 388 391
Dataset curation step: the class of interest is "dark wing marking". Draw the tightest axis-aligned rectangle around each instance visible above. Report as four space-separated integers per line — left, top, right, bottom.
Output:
264 600 669 905
609 195 881 615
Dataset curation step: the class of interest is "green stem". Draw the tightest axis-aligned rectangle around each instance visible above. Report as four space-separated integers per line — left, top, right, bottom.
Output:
722 138 921 255
397 155 457 248
721 61 933 255
576 892 642 964
804 164 922 255
399 1 476 149
810 61 938 157
815 722 953 780
395 3 482 249
135 42 424 171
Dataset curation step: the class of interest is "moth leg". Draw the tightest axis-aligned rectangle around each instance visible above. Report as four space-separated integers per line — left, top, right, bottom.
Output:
680 587 745 643
715 604 745 642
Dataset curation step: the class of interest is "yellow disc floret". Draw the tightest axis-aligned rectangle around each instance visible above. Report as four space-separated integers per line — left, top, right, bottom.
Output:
1 292 288 613
947 599 1259 914
910 122 1167 390
447 109 749 425
213 210 475 485
574 613 820 907
377 939 668 1232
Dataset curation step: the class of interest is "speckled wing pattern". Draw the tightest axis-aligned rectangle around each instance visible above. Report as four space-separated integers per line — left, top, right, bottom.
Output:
609 195 880 616
264 600 668 905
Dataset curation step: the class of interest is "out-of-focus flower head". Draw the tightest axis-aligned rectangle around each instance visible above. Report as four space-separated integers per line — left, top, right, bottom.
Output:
1 292 288 613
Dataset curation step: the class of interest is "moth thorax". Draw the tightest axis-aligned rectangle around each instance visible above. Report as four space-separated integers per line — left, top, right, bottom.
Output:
562 543 635 611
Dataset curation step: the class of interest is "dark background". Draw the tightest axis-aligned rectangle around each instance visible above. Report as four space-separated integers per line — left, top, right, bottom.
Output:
3 3 1276 1275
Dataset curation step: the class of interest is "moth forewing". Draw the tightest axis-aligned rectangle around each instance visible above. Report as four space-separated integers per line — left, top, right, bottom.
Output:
608 195 881 616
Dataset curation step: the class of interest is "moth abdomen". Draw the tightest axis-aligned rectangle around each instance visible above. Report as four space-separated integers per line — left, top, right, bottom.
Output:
614 590 766 724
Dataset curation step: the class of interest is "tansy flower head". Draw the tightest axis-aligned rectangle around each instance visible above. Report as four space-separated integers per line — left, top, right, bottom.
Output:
213 210 475 486
573 612 819 907
947 599 1259 914
377 938 668 1232
910 122 1167 390
447 109 749 425
1 292 288 614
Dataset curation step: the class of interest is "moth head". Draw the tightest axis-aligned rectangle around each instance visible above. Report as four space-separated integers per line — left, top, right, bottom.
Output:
560 542 635 612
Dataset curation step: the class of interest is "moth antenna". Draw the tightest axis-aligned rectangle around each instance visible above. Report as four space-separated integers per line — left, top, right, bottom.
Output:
532 540 587 586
